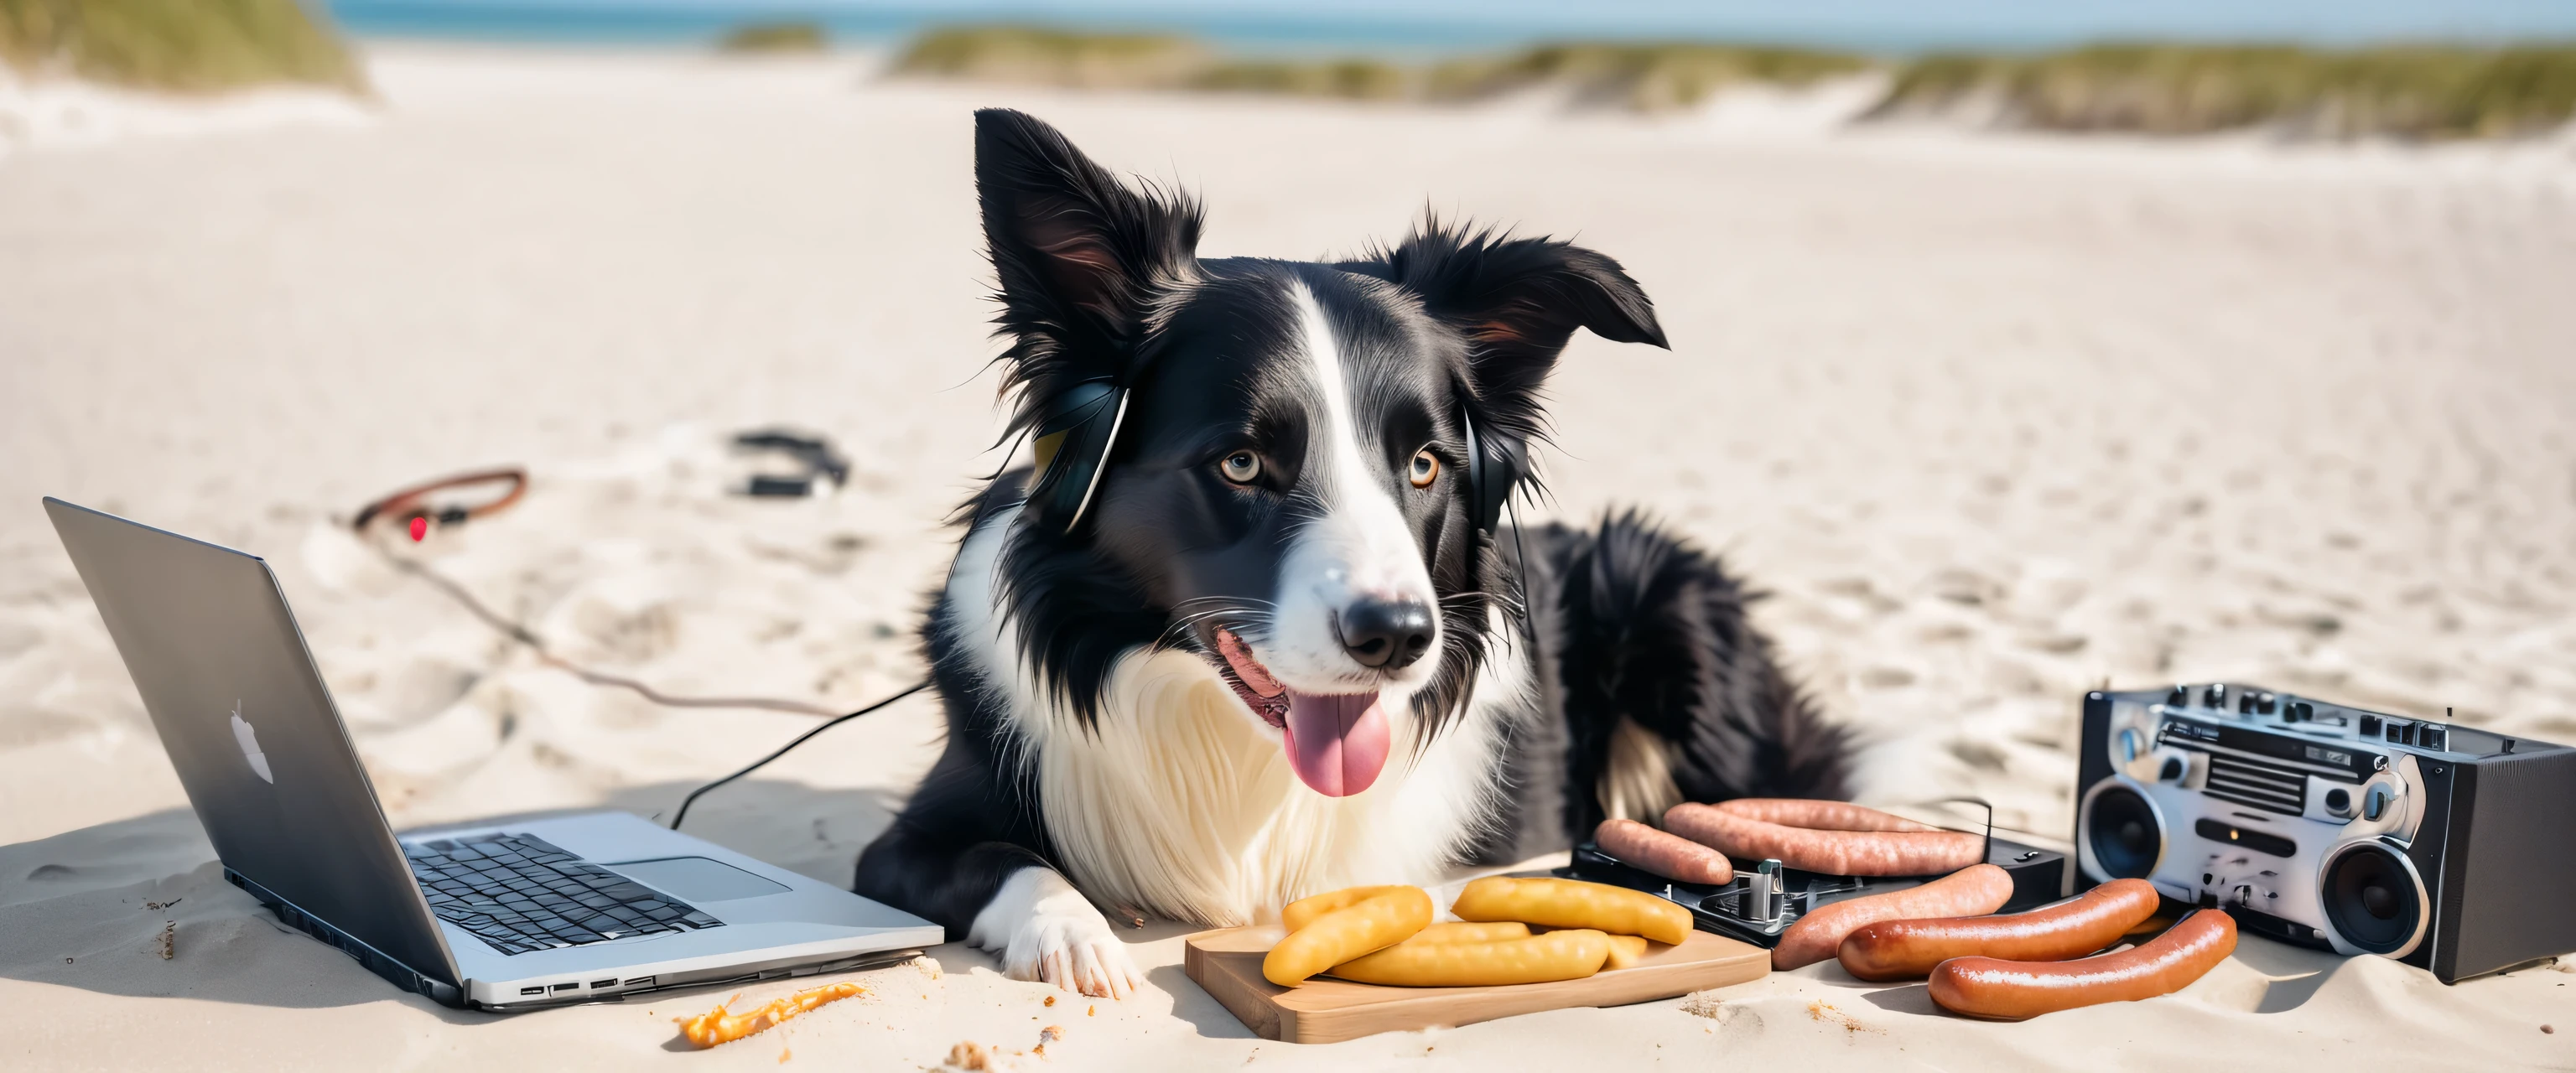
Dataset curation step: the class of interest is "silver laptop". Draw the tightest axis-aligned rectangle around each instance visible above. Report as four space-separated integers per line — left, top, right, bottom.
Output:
44 497 942 1011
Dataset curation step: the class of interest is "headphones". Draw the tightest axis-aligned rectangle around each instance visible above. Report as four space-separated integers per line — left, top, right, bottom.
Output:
1021 380 1526 539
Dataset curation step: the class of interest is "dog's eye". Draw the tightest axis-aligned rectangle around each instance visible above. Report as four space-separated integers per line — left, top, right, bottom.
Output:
1408 449 1440 489
1219 451 1262 485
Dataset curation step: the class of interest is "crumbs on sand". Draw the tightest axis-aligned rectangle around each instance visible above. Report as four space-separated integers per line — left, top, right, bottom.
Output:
676 981 867 1048
1808 1000 1880 1034
945 1040 1016 1070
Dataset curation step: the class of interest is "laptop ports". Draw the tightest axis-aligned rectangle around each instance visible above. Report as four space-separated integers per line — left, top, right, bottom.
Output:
551 982 579 993
589 978 618 990
623 976 657 987
519 986 547 996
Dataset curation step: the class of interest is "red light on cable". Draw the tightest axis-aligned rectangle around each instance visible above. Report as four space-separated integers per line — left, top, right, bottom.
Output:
408 516 428 542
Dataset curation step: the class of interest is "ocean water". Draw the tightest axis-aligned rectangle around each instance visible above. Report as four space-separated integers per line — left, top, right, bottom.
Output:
323 1 2576 55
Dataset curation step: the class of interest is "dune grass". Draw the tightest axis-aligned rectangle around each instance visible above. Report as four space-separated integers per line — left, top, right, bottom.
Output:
1193 55 1411 101
1872 44 2576 137
0 0 363 93
891 24 1213 91
890 24 2576 139
1426 43 1870 111
891 26 1862 110
717 21 827 54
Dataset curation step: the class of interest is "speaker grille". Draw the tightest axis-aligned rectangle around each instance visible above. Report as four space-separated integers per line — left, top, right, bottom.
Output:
2083 784 2163 880
2204 753 2306 815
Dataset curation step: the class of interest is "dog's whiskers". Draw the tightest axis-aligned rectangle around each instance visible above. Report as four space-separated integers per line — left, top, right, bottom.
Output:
1172 595 1276 610
1153 604 1266 649
1441 589 1525 618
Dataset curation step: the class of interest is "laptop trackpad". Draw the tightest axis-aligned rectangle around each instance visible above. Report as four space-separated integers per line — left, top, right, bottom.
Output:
608 857 791 901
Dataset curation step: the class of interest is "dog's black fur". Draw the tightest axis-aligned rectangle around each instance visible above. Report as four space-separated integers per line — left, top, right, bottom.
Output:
854 109 1847 956
1490 513 1853 861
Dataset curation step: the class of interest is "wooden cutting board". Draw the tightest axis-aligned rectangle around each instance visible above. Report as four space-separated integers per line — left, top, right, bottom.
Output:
1182 926 1768 1044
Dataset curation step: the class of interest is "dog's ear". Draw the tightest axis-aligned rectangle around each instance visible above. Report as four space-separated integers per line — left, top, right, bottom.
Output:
976 109 1202 389
1342 220 1665 438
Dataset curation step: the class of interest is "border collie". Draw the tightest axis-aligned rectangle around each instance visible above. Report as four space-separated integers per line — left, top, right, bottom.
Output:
854 110 1849 997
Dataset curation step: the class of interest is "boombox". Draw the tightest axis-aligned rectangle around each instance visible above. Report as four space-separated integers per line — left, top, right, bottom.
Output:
2075 683 2576 982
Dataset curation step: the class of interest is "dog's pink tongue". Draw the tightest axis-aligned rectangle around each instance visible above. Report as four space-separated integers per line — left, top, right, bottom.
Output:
1280 691 1391 797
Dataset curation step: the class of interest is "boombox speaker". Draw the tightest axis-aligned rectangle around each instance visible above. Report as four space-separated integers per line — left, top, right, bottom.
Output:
2075 683 2576 983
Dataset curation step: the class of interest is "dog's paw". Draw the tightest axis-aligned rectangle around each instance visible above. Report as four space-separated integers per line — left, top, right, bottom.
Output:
966 868 1147 999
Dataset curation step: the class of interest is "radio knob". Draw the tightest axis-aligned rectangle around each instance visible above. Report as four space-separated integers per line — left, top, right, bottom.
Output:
2159 757 2186 782
2205 684 2227 709
2363 784 2397 822
2257 692 2278 715
2167 686 2189 707
2324 787 2353 816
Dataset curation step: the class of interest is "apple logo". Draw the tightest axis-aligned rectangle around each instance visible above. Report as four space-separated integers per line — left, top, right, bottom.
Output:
229 702 273 784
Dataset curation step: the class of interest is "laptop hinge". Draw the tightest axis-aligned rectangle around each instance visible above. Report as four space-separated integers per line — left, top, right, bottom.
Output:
226 868 465 1008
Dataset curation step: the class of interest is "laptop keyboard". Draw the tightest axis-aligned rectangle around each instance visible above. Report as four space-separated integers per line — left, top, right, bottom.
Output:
402 832 723 956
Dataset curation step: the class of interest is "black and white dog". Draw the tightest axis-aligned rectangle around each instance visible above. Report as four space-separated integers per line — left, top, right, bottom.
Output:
854 110 1849 997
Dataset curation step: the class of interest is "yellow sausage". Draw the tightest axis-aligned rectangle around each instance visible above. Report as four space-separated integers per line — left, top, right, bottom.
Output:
1602 933 1651 970
1280 885 1412 933
1296 921 1532 983
1262 888 1431 987
1450 877 1692 946
1331 929 1612 987
1411 921 1531 945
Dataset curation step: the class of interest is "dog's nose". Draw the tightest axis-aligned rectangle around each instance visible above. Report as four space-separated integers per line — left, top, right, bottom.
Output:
1337 598 1436 670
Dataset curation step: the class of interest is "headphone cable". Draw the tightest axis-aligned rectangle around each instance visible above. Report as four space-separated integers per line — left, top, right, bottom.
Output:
382 531 932 831
667 679 932 830
378 533 933 828
350 471 937 832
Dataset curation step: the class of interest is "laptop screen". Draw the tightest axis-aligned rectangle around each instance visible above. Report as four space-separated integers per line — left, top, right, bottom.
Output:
45 499 459 985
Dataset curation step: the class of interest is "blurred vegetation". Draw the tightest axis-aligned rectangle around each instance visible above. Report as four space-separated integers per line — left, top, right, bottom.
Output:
717 21 827 54
0 0 364 93
893 24 1215 91
894 26 1859 108
1872 44 2576 138
891 24 2576 138
1195 55 1410 101
1424 43 1869 110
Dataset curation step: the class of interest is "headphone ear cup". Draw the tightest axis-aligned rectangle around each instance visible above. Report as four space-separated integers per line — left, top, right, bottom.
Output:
1461 413 1524 537
1025 381 1128 533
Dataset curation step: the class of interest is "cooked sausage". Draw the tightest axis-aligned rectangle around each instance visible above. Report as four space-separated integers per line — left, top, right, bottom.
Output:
1602 933 1652 970
1596 818 1734 884
1451 876 1694 946
1928 908 2238 1020
1771 863 2013 970
1262 887 1431 987
1838 879 2161 981
1712 799 1947 832
1410 921 1532 945
1329 928 1611 987
1280 885 1411 932
1665 801 1985 876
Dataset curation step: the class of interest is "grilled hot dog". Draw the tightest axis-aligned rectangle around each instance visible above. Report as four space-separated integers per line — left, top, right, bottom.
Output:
1771 863 2013 970
1665 801 1986 877
1837 878 2161 981
1927 908 2238 1021
1711 799 1947 832
1595 818 1734 885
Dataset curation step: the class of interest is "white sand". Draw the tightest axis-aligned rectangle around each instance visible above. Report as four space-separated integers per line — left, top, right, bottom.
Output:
0 68 371 160
4 44 2574 1069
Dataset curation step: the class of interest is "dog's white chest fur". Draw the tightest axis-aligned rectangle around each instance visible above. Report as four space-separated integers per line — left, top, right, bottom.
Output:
943 511 1526 926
